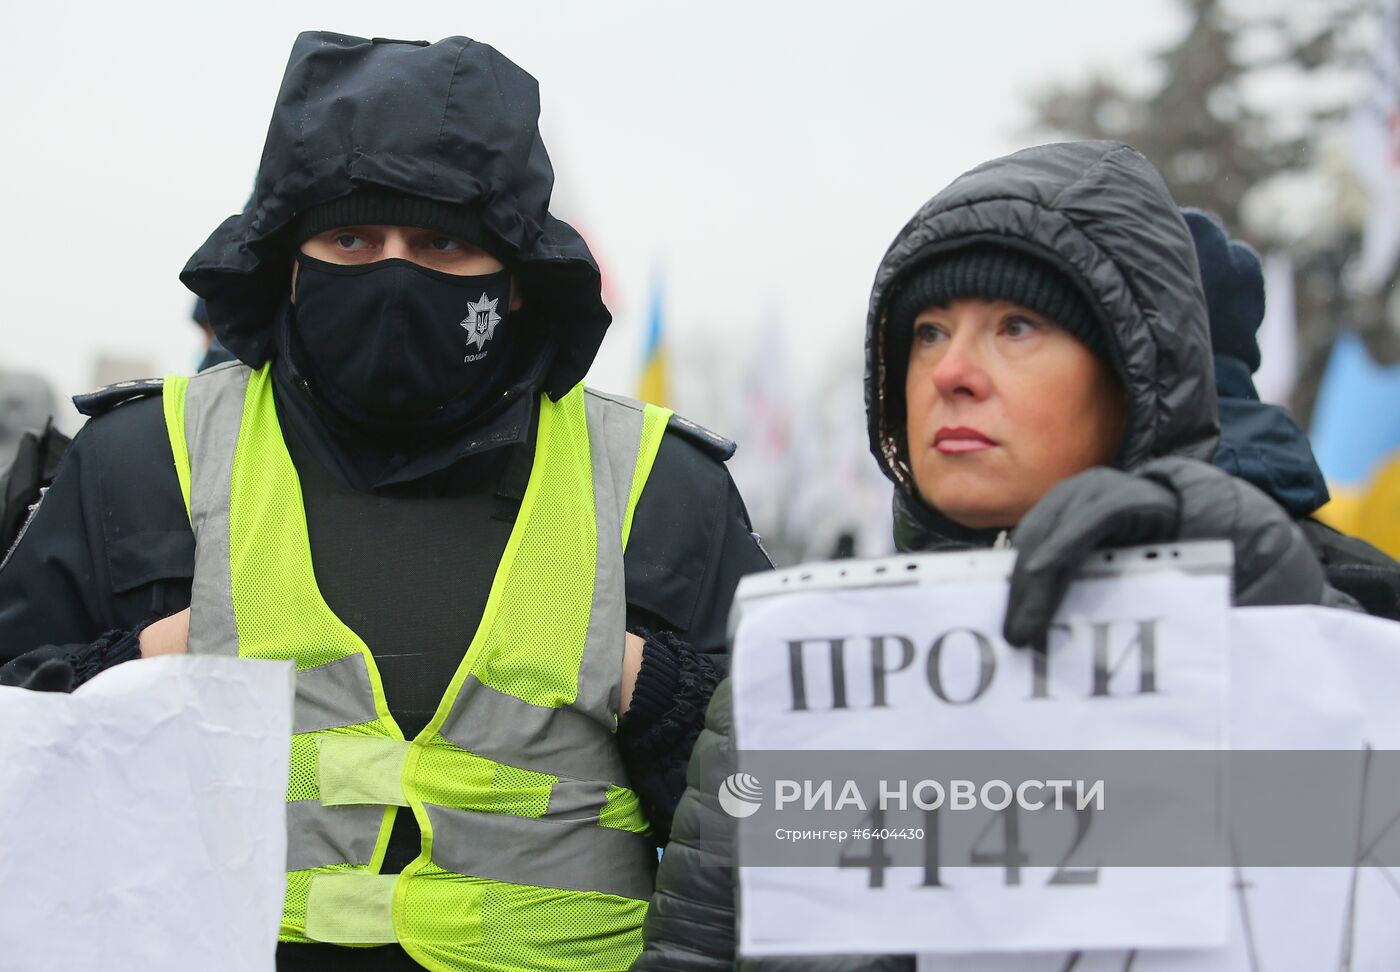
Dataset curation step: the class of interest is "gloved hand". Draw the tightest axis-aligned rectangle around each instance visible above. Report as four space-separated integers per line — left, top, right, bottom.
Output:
0 625 147 693
1004 456 1331 647
20 658 75 692
0 656 76 692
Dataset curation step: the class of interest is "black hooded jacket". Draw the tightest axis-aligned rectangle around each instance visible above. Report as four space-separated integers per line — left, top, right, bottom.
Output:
1183 209 1400 620
868 141 1217 513
1214 357 1330 517
637 141 1345 971
0 33 770 972
1214 354 1400 620
1174 207 1400 618
182 33 611 402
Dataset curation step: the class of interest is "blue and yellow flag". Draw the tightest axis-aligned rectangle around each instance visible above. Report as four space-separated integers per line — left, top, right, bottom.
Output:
1311 332 1400 557
637 281 670 407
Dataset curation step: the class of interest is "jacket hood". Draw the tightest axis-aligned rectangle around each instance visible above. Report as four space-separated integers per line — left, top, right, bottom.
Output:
180 32 608 400
1214 357 1329 518
865 141 1220 545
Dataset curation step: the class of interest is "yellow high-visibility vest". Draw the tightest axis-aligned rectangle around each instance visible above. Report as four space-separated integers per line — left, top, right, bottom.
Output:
163 361 672 971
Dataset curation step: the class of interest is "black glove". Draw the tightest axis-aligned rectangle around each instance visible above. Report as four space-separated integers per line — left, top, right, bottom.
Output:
617 627 723 846
21 658 75 692
0 627 144 693
1004 457 1330 647
1 655 76 692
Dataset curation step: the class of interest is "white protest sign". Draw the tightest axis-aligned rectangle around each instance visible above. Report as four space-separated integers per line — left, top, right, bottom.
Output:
918 605 1400 972
732 544 1233 957
0 655 293 972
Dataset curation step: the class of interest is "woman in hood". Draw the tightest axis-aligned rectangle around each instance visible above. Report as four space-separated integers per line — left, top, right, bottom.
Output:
635 139 1349 971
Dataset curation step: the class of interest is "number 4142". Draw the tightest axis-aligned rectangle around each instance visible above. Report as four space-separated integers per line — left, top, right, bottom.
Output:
837 804 1099 888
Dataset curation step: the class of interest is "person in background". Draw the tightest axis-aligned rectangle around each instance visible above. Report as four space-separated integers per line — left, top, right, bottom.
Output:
1186 208 1400 620
636 140 1362 971
0 370 56 477
0 295 238 569
0 369 62 561
0 31 768 972
192 297 237 371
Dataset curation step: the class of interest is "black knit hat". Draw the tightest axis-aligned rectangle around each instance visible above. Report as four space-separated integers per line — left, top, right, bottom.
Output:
292 189 513 262
1181 208 1264 375
887 244 1109 376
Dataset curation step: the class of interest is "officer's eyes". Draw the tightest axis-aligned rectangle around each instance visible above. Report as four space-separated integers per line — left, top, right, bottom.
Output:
428 236 464 252
333 233 369 250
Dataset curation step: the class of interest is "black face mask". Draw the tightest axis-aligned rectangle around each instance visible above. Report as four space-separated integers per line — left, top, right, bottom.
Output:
291 255 516 432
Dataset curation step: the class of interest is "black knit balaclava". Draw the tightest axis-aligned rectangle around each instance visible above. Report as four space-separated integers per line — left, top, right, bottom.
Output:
291 190 513 263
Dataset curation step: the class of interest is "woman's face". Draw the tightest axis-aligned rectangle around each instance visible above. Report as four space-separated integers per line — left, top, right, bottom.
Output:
903 298 1126 530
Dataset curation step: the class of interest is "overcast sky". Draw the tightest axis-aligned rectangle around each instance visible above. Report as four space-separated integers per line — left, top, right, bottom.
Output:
0 1 1182 431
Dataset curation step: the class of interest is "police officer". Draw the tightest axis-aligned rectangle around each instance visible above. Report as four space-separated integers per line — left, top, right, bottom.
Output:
0 33 769 972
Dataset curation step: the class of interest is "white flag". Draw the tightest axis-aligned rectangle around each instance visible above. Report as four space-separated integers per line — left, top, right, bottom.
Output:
1349 0 1400 292
1255 251 1297 406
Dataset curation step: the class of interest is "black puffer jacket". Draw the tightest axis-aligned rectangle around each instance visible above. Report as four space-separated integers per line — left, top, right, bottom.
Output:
868 140 1217 495
637 141 1346 970
635 679 913 972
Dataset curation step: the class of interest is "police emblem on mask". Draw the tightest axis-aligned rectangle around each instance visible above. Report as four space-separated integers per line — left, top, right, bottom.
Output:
461 294 502 353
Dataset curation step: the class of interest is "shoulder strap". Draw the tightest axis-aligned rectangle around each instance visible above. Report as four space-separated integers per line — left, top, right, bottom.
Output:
72 377 165 418
666 413 736 462
582 388 674 548
160 361 252 522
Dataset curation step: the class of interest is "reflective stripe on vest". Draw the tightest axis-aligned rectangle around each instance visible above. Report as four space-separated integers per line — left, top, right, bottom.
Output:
163 363 673 972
